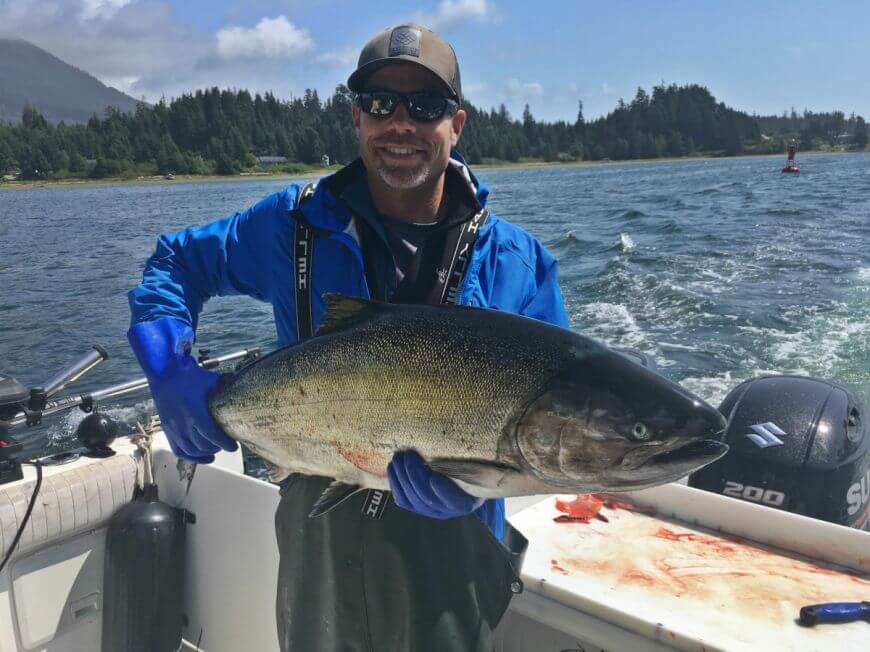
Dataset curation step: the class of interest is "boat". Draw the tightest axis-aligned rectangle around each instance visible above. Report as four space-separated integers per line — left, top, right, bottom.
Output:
1 346 867 651
782 142 800 173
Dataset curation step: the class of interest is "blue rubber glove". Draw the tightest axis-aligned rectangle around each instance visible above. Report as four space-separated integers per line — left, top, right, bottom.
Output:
127 317 237 464
389 450 504 538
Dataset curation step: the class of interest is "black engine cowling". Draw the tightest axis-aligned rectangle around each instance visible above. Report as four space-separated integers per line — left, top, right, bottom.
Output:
689 375 869 530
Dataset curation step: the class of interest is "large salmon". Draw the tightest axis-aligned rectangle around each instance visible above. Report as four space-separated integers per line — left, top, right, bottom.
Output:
209 295 727 515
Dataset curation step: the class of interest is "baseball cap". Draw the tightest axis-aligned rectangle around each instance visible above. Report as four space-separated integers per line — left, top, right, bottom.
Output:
347 24 462 103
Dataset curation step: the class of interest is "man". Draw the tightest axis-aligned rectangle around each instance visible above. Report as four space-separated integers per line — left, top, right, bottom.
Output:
128 24 568 651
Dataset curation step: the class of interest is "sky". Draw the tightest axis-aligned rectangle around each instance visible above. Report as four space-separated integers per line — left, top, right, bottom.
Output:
1 0 868 123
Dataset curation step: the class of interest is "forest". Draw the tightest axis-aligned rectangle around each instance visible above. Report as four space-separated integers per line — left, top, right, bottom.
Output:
1 83 866 180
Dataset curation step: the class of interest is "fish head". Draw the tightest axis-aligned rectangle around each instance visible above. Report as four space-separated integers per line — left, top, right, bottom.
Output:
514 349 728 492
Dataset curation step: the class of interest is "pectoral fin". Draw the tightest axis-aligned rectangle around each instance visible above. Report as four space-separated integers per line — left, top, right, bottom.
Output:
309 481 364 517
428 459 523 491
264 460 293 484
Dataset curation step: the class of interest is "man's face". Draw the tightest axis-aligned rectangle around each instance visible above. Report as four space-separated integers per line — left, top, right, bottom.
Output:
353 63 466 191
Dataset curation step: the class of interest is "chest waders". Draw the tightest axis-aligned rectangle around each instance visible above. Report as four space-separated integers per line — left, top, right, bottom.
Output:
274 183 527 652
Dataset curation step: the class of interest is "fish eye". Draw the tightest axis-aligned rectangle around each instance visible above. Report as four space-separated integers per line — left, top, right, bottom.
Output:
632 422 651 440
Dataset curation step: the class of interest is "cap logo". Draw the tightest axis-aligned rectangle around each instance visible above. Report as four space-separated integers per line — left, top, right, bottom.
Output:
389 26 422 57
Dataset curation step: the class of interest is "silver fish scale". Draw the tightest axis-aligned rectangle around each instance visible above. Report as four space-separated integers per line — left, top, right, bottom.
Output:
212 306 569 483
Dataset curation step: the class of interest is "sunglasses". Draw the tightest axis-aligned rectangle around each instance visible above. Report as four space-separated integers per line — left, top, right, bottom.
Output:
356 90 459 122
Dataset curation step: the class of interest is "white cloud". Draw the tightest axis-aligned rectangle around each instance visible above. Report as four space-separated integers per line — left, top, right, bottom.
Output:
589 82 618 98
416 0 494 30
0 1 62 25
578 83 623 119
100 75 142 95
216 16 313 61
316 46 358 68
0 1 199 92
463 81 488 97
80 0 133 21
506 78 543 97
0 1 227 101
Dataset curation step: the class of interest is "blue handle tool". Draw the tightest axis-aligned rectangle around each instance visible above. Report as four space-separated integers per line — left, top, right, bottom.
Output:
798 601 870 626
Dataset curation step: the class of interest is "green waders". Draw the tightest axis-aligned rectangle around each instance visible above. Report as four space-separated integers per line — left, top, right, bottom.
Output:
275 476 525 651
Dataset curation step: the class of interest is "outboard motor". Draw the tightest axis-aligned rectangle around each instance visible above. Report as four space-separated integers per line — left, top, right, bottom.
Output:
689 375 869 530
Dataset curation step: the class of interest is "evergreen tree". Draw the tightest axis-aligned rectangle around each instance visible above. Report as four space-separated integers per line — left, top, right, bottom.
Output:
21 105 49 131
19 144 51 179
522 104 536 140
216 153 237 175
1 82 861 179
462 140 482 164
275 130 295 159
90 157 127 178
0 138 13 174
68 150 87 173
855 116 868 149
296 126 324 164
51 149 70 172
574 99 586 146
722 115 743 155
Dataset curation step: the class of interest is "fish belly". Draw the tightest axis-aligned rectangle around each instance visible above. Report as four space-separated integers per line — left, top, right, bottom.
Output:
211 309 565 489
222 368 516 488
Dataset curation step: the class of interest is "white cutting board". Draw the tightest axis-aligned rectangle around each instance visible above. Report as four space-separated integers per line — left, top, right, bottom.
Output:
510 494 869 651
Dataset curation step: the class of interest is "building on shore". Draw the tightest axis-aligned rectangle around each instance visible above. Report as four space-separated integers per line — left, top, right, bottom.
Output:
255 156 288 166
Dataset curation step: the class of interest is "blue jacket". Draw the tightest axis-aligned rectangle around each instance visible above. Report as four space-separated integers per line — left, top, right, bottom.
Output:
128 155 569 536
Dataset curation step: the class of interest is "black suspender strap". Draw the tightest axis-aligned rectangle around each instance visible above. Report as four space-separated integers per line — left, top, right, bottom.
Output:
293 182 317 340
361 489 389 519
293 220 314 340
439 208 489 305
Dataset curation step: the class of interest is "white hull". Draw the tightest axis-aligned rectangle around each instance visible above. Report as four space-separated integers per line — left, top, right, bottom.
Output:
1 432 867 651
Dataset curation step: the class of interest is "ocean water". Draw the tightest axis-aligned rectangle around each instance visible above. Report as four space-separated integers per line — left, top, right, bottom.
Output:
1 152 868 460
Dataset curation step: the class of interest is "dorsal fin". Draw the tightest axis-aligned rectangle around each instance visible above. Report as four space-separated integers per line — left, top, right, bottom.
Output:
314 294 394 336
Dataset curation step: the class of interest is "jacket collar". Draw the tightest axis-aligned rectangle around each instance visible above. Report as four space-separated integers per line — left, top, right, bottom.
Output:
448 148 489 208
298 149 488 235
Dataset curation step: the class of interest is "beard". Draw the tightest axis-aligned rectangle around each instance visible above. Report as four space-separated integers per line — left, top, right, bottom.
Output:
374 159 431 190
363 137 442 191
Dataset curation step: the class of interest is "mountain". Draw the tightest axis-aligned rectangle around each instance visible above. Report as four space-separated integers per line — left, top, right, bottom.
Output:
0 38 141 124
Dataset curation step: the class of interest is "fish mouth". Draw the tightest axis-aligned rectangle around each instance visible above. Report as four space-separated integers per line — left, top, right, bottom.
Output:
645 439 728 468
605 438 729 490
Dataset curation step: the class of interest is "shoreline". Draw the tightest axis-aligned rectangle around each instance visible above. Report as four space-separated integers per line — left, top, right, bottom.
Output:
0 149 861 190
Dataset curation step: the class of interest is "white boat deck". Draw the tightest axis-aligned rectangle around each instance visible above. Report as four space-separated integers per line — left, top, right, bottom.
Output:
508 490 868 651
